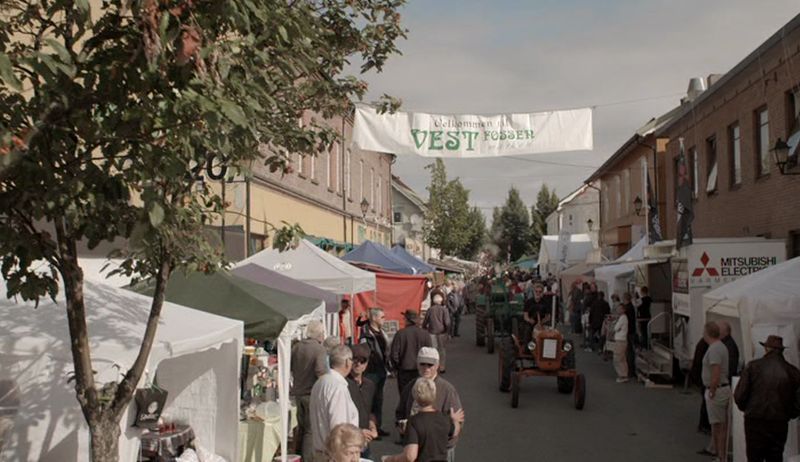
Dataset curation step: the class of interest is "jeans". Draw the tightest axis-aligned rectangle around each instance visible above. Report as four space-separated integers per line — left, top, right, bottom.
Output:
451 311 462 336
295 395 313 462
365 370 387 429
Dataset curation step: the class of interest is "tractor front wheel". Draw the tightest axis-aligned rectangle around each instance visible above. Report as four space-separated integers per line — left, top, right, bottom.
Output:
487 318 495 354
574 373 586 410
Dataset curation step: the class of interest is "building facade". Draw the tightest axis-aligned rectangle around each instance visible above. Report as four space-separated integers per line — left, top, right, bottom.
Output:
545 183 600 239
586 112 675 260
391 175 432 260
210 113 394 260
658 14 800 258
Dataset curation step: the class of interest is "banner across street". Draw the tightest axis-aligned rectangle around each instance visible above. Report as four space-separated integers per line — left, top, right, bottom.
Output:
352 104 593 158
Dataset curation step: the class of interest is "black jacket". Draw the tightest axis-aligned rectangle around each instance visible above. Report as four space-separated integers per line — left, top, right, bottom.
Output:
589 299 610 330
734 350 800 421
359 324 389 376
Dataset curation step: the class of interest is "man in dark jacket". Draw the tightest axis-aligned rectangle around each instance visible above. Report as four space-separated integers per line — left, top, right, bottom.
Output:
423 289 450 374
637 286 653 349
622 292 637 378
347 344 378 457
589 291 611 352
390 310 433 394
359 307 390 436
447 282 464 337
734 335 800 462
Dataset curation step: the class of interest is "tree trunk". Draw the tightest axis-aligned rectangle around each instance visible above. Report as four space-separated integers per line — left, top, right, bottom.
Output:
89 417 122 462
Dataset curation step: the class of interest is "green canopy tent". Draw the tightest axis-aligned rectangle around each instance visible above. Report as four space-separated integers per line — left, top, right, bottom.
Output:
135 270 324 462
512 255 538 271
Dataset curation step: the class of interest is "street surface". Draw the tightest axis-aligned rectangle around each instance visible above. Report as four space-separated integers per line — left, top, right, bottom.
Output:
370 315 709 461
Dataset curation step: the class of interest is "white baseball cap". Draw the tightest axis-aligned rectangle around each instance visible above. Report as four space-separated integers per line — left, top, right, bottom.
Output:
417 347 440 364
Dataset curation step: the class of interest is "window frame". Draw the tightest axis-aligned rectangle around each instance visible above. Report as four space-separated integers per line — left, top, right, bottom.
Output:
705 135 718 195
729 122 742 187
755 106 770 177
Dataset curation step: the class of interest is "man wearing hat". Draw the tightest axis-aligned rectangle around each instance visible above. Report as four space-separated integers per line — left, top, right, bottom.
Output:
347 344 378 456
390 310 433 394
734 335 800 462
396 347 464 461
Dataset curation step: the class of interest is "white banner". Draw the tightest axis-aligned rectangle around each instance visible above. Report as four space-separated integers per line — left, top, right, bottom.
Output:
352 105 593 158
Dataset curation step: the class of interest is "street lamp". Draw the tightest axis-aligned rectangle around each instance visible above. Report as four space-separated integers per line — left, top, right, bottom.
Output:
360 198 370 217
633 196 644 216
586 218 594 231
771 138 799 175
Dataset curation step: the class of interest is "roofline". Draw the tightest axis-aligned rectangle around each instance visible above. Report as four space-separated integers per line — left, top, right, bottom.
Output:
655 12 800 137
584 133 641 183
392 178 428 211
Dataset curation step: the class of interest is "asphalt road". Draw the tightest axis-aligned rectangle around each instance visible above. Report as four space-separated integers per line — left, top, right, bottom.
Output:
369 314 710 461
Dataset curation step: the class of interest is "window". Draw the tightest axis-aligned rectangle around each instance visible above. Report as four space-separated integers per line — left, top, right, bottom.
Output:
345 149 352 199
706 136 717 194
370 168 375 208
377 176 382 215
614 176 621 218
297 153 304 176
310 153 316 181
756 107 770 176
622 169 630 215
787 88 800 134
640 157 648 199
691 147 699 198
790 230 800 258
327 145 338 190
729 123 741 186
359 160 364 200
393 211 402 223
602 187 610 224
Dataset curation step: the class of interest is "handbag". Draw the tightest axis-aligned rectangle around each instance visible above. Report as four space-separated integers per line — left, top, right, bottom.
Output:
134 382 168 429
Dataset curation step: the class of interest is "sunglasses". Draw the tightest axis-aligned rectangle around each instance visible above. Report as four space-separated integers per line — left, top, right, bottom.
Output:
418 362 436 368
353 358 368 365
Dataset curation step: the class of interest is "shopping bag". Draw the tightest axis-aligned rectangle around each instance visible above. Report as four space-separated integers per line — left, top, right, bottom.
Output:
134 386 168 428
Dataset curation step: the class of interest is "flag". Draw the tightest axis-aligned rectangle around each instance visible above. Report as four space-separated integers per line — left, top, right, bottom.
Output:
676 138 693 249
646 171 663 243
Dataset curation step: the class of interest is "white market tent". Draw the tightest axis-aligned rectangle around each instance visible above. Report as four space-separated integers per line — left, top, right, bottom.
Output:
703 256 800 462
537 234 595 276
0 276 243 462
238 238 376 295
593 236 647 302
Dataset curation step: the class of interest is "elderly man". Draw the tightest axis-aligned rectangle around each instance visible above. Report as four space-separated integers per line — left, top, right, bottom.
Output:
390 310 433 395
291 320 327 461
396 347 464 462
423 290 450 374
310 344 359 462
359 307 390 436
735 335 800 462
702 322 730 462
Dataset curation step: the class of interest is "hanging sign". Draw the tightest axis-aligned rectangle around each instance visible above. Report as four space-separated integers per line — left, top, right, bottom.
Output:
352 105 593 158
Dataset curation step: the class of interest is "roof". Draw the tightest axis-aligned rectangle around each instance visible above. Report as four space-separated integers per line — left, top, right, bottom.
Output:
656 12 800 137
585 104 683 183
343 240 417 274
392 175 428 211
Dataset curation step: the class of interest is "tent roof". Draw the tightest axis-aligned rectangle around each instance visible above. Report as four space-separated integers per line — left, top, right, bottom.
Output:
561 261 599 277
0 278 243 383
538 234 595 264
136 271 323 340
237 239 375 294
232 263 339 313
391 245 435 274
343 240 416 275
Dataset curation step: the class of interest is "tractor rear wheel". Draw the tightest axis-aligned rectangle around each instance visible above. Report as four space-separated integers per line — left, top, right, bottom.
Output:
487 318 495 354
574 373 586 410
499 336 514 391
476 305 486 347
511 372 520 408
557 377 574 394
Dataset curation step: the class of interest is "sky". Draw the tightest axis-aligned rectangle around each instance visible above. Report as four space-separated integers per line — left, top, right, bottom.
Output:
355 0 800 220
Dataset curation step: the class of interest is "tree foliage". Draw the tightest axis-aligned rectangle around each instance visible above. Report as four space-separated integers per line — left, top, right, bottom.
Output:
422 159 472 257
530 183 559 253
492 186 531 263
0 1 405 459
457 206 486 261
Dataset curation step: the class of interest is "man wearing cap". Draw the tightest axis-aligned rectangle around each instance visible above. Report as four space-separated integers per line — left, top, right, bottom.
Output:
390 310 433 394
396 347 464 462
347 344 378 457
735 335 800 462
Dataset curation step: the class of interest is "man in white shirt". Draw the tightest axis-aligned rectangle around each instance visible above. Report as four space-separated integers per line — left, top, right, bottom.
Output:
310 344 360 462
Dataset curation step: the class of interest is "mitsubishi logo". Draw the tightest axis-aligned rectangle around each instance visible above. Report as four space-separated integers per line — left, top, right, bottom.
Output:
692 252 719 277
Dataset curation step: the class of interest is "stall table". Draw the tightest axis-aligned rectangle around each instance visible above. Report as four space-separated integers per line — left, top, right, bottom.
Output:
238 405 298 462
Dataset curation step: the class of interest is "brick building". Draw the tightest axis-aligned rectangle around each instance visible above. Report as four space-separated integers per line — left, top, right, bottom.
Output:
586 109 677 259
211 113 394 260
657 13 800 258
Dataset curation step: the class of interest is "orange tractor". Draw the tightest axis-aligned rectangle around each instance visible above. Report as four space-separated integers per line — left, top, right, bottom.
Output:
499 325 586 410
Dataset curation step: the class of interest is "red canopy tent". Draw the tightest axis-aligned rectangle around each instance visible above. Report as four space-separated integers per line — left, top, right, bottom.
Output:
349 266 428 337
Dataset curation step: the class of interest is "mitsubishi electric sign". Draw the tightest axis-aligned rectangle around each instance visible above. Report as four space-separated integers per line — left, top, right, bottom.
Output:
688 244 785 289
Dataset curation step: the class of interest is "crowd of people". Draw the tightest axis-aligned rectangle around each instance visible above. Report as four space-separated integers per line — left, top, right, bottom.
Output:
290 280 468 462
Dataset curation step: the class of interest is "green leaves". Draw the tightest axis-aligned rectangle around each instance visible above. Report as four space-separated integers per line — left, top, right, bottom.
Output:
148 203 165 227
0 53 21 91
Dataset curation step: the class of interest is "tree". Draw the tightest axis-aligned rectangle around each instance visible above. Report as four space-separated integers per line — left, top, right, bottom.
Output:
530 183 560 253
493 186 531 263
422 159 471 256
457 206 486 261
0 1 405 460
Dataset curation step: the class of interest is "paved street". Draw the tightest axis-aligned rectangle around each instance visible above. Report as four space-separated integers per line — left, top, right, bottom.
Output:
370 315 709 461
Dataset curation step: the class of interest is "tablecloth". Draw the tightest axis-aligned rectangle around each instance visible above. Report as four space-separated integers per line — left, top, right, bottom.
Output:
238 404 297 462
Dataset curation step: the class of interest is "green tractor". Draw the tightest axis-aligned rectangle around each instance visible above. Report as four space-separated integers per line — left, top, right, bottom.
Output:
476 282 525 354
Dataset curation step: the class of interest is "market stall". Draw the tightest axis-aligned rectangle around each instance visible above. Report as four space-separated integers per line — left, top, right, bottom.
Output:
0 278 243 462
138 271 325 462
593 236 647 302
343 240 417 275
704 256 800 462
391 245 435 274
349 268 428 336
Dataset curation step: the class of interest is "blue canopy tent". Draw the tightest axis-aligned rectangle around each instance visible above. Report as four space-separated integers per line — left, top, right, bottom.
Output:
343 240 416 274
391 245 435 274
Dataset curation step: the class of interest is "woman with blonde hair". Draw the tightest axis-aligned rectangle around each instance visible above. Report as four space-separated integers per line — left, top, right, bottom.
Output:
325 423 366 462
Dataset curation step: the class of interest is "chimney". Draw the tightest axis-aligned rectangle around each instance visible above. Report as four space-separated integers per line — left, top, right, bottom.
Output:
686 77 707 101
